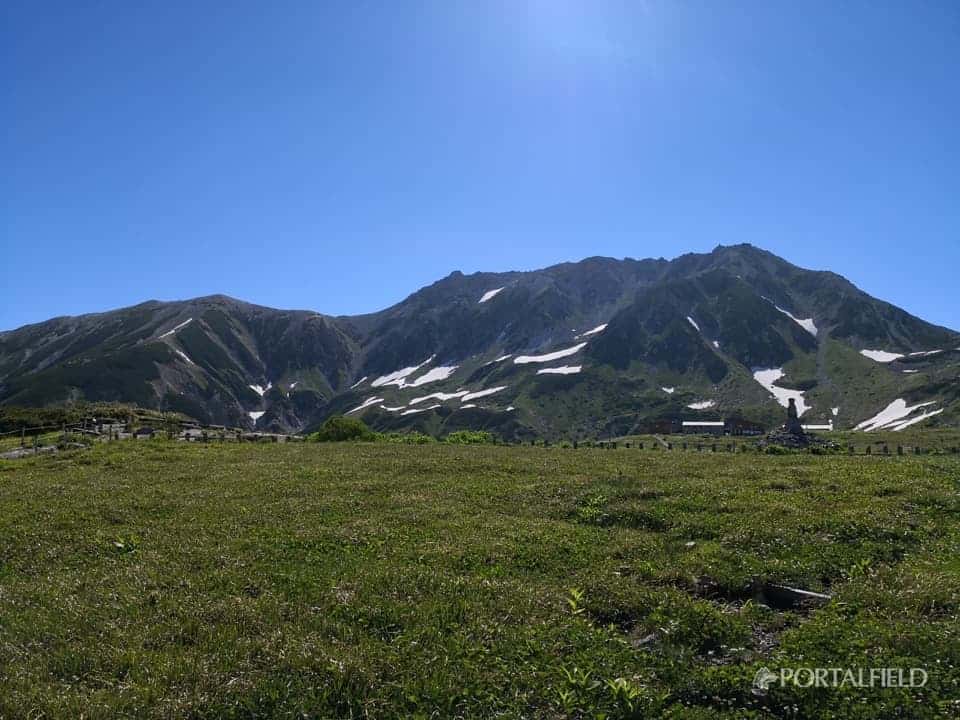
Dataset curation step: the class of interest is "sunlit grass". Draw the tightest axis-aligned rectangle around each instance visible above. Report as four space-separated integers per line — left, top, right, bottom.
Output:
0 441 957 718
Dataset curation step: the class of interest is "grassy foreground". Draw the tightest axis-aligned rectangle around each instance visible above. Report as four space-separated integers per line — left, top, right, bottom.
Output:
1 442 958 719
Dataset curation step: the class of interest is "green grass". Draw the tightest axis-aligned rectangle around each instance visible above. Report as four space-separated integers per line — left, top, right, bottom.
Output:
1 442 958 718
0 431 63 453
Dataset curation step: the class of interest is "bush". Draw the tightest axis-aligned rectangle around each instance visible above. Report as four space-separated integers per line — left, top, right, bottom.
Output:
444 430 496 445
311 415 374 442
763 444 794 455
376 432 436 444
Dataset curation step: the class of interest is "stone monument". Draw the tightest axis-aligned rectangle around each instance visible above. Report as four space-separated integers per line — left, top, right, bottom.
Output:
761 396 836 451
785 398 804 436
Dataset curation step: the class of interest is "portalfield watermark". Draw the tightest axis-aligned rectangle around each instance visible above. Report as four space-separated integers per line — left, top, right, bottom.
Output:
753 666 928 690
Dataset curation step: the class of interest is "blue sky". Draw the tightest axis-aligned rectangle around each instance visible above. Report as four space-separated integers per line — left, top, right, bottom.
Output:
3 1 958 332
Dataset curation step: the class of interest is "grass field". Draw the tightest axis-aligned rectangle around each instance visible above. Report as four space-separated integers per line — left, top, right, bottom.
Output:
1 441 958 718
0 431 63 453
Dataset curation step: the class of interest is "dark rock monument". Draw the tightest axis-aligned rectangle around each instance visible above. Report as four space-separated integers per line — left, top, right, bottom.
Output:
785 398 804 436
761 397 832 450
766 398 810 448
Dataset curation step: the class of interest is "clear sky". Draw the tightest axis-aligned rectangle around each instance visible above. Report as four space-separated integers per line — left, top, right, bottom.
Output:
3 1 958 332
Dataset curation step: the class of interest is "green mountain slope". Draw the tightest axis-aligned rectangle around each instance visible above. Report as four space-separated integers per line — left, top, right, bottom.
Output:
2 245 957 437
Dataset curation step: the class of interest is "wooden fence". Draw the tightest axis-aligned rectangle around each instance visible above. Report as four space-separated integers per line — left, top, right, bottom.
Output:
511 438 958 456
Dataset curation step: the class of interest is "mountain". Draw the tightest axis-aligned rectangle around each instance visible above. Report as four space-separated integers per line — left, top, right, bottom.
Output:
2 245 958 438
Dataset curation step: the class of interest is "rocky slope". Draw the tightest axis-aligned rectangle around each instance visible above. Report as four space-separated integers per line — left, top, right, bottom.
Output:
2 245 957 438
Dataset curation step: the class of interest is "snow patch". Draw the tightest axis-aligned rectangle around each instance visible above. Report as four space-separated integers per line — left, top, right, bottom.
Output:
686 316 701 332
662 387 675 394
889 408 944 431
483 354 513 367
536 365 582 375
773 305 818 337
712 340 720 349
858 348 943 363
460 404 477 409
349 376 368 389
854 398 938 432
514 343 587 365
248 411 265 422
575 324 607 339
860 349 904 363
903 369 919 374
371 356 435 388
159 318 193 338
832 407 839 416
478 287 505 303
687 400 716 410
382 405 406 412
759 297 818 337
346 396 384 415
249 382 272 397
174 350 195 366
401 404 441 416
461 386 507 403
408 390 469 405
752 368 809 417
407 365 458 388
505 406 515 412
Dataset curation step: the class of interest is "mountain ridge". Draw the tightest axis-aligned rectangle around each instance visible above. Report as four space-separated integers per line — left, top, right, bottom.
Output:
2 244 958 437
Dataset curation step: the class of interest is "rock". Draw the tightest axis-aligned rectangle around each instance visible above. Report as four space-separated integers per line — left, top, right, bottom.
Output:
632 632 660 648
761 399 839 451
785 398 804 435
753 582 831 611
691 575 721 598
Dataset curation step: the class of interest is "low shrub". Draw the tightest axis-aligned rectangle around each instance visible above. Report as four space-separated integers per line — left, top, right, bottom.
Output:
444 430 496 445
376 432 436 444
311 415 374 442
763 444 794 455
